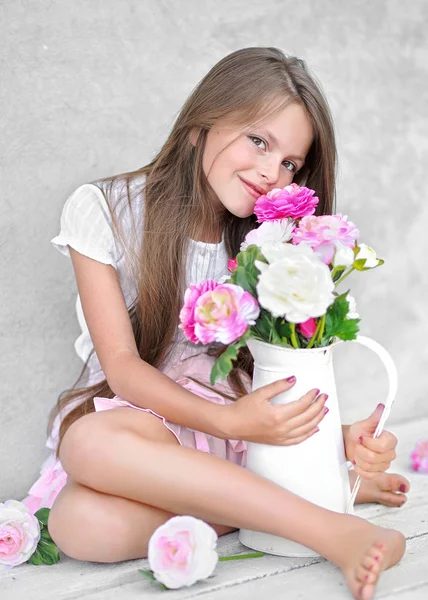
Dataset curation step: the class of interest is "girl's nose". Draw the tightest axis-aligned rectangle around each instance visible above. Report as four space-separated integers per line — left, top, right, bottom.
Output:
259 159 281 188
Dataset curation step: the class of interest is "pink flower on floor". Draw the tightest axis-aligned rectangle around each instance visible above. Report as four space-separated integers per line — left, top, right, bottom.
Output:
297 317 317 338
254 184 319 222
180 281 260 345
148 516 218 589
227 257 238 272
292 214 359 265
0 500 40 569
410 440 428 473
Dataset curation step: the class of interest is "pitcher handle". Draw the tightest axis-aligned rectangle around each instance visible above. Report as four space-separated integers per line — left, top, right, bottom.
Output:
337 335 398 513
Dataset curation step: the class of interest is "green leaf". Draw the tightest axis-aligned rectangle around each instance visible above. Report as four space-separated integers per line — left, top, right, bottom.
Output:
34 508 50 527
27 549 44 566
138 569 167 590
323 292 360 342
210 331 250 385
36 540 61 565
233 266 255 295
332 266 346 282
40 527 53 541
276 319 291 340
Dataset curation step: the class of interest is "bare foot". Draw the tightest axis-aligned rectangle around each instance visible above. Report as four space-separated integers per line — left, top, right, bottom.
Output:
326 514 406 600
350 470 410 507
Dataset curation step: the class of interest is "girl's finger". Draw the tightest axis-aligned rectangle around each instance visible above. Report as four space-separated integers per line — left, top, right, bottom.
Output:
360 431 397 453
356 446 396 465
281 427 320 446
352 464 389 481
282 392 327 426
353 458 391 473
286 405 328 438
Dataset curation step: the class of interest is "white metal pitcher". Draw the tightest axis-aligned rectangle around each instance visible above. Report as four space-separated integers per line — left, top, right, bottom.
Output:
238 335 397 557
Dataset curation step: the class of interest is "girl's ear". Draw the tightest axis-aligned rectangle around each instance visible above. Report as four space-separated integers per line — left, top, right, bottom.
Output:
189 127 201 147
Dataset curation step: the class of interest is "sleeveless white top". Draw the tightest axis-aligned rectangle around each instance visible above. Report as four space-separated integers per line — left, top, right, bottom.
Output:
51 175 230 378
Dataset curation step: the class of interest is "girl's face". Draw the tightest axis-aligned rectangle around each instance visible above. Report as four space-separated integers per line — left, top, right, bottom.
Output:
202 102 314 218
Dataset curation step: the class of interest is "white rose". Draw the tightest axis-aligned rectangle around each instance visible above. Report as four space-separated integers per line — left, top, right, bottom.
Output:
332 243 355 268
0 500 41 569
240 219 294 251
148 516 218 589
355 243 380 268
347 294 359 319
255 243 335 323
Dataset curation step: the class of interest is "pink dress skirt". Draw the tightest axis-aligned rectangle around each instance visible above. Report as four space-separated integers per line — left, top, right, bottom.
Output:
21 351 251 514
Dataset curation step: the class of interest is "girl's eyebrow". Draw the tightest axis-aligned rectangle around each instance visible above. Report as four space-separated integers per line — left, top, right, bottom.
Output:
258 128 305 164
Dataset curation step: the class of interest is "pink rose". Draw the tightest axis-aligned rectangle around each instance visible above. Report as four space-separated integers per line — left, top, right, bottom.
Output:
195 284 259 344
0 500 40 569
297 317 317 338
410 440 428 473
179 280 218 343
292 214 359 264
227 258 238 272
148 516 218 589
254 183 319 222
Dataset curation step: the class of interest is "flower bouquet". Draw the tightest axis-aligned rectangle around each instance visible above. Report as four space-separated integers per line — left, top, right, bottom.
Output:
179 184 397 558
179 183 382 386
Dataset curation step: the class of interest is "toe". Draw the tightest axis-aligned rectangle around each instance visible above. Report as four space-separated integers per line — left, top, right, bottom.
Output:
378 490 408 507
381 473 410 494
362 554 381 575
356 582 376 600
356 564 377 585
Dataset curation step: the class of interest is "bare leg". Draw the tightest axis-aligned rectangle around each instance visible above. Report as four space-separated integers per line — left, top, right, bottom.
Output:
53 408 405 600
352 470 410 507
49 478 236 562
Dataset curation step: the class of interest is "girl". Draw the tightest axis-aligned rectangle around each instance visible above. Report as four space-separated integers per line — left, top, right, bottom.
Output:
23 47 409 600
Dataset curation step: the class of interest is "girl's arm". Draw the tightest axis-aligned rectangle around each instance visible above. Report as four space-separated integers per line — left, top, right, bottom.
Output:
69 247 228 439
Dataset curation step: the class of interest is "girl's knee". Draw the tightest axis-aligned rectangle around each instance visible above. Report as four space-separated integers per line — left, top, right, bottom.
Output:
58 412 105 479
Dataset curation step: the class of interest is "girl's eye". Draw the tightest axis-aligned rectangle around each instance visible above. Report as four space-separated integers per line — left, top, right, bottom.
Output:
249 136 298 174
282 160 298 173
249 136 266 150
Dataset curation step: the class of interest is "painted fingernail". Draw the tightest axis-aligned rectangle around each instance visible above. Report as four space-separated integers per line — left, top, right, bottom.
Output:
359 436 363 443
286 376 296 383
324 394 329 401
374 555 380 561
314 388 320 396
324 407 329 415
364 574 369 582
377 403 385 410
399 484 406 493
352 460 356 465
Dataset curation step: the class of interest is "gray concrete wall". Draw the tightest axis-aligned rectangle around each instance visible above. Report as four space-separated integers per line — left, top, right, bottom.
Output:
1 0 427 501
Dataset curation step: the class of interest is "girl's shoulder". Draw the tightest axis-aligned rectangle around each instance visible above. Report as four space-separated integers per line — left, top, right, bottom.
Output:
51 172 146 268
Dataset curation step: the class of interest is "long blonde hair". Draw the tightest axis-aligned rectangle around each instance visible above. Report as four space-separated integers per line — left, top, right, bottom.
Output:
48 47 337 457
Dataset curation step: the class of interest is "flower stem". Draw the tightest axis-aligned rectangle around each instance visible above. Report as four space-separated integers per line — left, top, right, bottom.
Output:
219 552 264 561
290 323 300 348
307 317 323 349
335 267 355 288
316 314 326 344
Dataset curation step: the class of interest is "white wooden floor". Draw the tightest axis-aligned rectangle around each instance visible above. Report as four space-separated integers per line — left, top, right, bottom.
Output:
2 417 428 600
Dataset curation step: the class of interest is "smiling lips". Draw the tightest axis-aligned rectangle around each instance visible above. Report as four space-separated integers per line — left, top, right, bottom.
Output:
239 177 267 198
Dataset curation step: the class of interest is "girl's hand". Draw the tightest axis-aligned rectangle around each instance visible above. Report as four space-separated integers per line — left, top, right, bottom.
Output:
344 403 398 480
220 377 329 446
